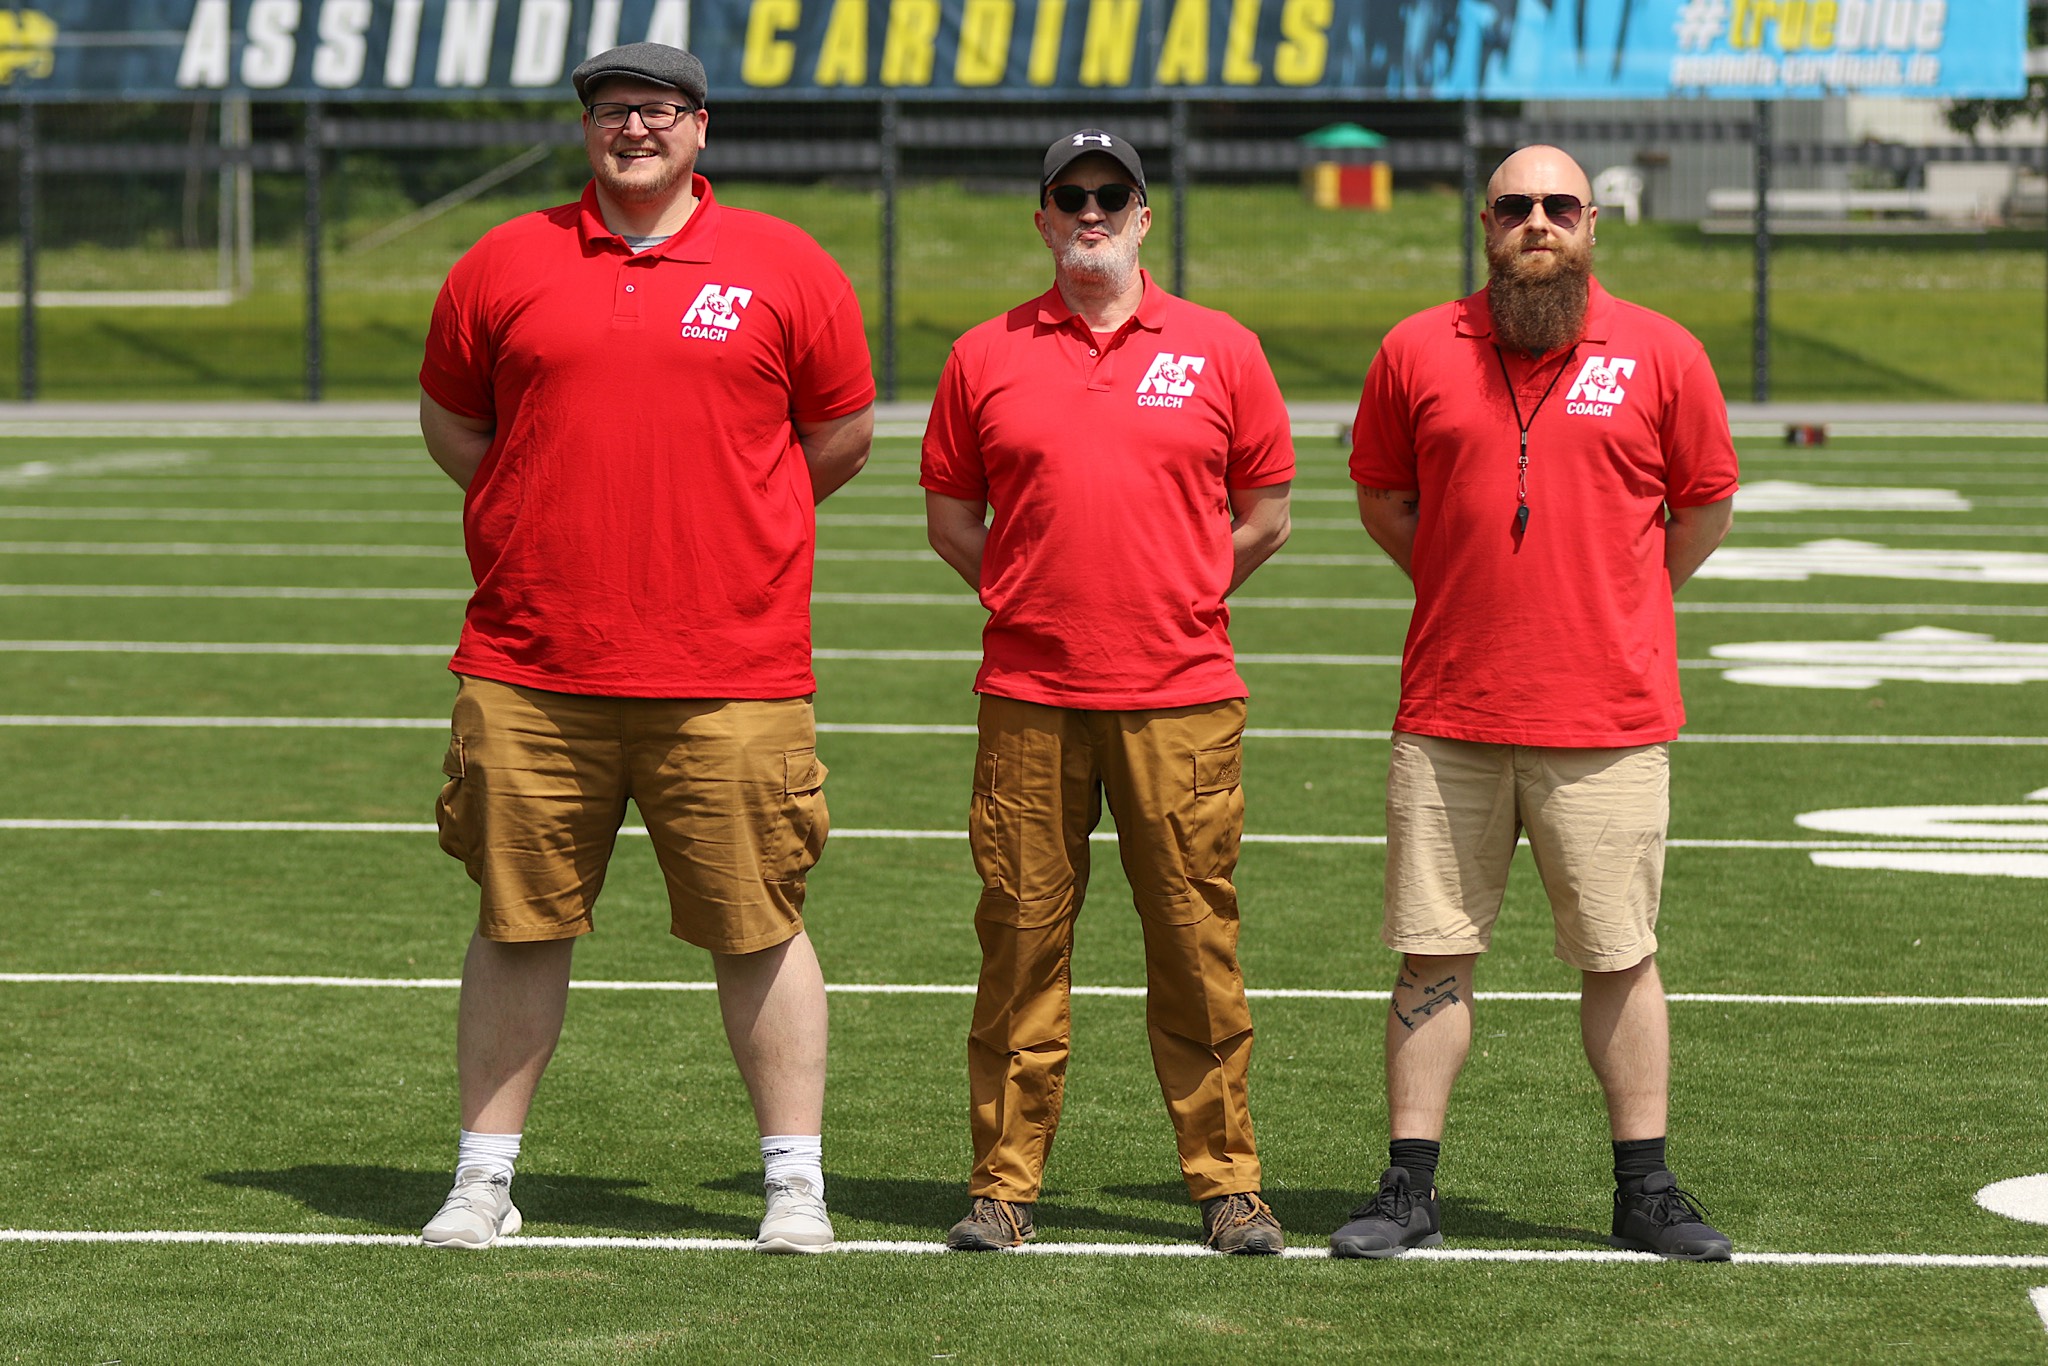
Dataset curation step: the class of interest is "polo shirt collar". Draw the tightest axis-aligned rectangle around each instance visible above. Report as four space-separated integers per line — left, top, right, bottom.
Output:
576 174 721 262
1455 275 1615 348
1032 268 1168 333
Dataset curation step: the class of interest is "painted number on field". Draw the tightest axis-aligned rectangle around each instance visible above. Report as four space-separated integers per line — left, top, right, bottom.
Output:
1734 481 1971 514
1695 539 2048 584
1710 627 2048 689
1797 787 2048 878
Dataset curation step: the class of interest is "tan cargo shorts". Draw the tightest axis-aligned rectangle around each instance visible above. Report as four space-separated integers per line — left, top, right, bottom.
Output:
1382 731 1668 972
435 675 828 952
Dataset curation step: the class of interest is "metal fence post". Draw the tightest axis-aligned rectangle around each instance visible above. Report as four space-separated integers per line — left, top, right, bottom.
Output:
1461 97 1479 296
304 102 325 403
1752 99 1772 404
879 96 898 404
1170 98 1189 298
17 103 38 402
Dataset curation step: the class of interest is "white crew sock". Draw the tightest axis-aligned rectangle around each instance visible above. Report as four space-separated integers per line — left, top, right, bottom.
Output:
456 1129 522 1185
761 1135 824 1195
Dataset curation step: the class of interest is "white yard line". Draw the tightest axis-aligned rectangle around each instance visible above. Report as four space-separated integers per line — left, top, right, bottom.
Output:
5 973 2046 1008
0 1227 2042 1266
2032 1287 2048 1336
0 542 463 558
0 819 2040 855
0 584 470 601
1 716 2044 748
0 507 457 524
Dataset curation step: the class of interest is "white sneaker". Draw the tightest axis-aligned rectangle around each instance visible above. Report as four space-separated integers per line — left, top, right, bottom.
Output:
756 1177 834 1254
421 1167 523 1249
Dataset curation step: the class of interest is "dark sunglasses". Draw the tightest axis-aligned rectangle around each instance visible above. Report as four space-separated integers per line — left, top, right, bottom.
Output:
1046 183 1141 214
1490 193 1587 230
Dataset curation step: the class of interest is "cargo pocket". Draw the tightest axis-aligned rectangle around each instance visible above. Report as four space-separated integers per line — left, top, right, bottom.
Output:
967 747 1006 895
434 736 471 865
769 746 830 882
1182 742 1245 883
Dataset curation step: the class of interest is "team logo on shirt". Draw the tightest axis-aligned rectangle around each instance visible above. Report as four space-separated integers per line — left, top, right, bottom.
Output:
1136 352 1206 408
680 283 754 341
1565 354 1637 417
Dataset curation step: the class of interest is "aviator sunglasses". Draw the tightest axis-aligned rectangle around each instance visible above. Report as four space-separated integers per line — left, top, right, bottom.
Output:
1046 183 1142 214
1490 192 1587 230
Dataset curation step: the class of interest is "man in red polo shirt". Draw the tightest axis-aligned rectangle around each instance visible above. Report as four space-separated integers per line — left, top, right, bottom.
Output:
414 43 873 1254
1332 145 1737 1261
922 130 1295 1255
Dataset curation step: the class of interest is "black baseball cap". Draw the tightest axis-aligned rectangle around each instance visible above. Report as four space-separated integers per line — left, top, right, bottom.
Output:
1041 129 1146 202
571 43 708 108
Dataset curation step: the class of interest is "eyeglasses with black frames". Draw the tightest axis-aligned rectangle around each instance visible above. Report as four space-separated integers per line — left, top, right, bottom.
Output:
1046 183 1142 214
588 102 693 130
1489 193 1587 231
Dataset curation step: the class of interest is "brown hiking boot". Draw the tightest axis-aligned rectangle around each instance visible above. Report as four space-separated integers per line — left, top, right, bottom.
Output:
1200 1191 1285 1255
946 1196 1035 1251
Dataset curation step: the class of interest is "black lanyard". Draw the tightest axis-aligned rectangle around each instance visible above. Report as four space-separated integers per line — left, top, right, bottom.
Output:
1492 343 1576 532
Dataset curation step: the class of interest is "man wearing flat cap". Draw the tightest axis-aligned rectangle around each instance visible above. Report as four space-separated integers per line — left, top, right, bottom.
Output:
922 129 1295 1253
417 42 874 1255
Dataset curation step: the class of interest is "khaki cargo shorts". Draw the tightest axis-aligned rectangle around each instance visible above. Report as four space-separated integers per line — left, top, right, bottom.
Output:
1382 731 1668 972
435 676 828 952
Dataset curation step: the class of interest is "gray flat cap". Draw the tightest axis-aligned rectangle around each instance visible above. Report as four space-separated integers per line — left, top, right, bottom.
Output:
1041 129 1146 201
571 43 708 107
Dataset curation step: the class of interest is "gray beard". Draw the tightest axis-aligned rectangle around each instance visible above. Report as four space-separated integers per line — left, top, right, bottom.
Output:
1057 236 1139 295
1489 269 1588 355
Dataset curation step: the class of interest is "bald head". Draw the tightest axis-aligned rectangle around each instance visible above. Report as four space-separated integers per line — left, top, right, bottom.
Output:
1486 145 1593 204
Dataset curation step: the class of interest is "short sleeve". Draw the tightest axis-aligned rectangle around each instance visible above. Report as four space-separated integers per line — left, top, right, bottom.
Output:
789 274 876 423
1348 341 1419 491
1660 345 1740 508
919 347 987 503
1224 334 1295 490
418 266 494 422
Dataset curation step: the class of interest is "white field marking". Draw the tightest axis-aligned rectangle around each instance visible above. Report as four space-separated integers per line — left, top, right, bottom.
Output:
0 584 470 601
1977 1176 2048 1227
2 716 2046 749
1697 540 2048 584
1735 480 1970 513
0 819 2042 856
7 974 2048 1010
1813 852 2048 878
0 506 457 525
1734 441 2048 457
815 514 927 527
1797 790 2048 841
1732 524 2048 539
0 641 450 657
0 423 420 439
0 451 200 484
1 1228 2044 1265
138 464 446 479
1 480 454 494
2035 1287 2048 1337
0 541 463 559
1711 627 2048 689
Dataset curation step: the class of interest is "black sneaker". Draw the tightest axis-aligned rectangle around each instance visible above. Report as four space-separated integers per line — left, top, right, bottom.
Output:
1329 1167 1442 1259
946 1196 1035 1251
1611 1171 1732 1261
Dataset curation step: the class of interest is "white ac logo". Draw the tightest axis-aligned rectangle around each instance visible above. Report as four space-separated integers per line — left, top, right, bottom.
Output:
1137 351 1206 398
1072 132 1113 147
1566 354 1636 405
682 283 754 331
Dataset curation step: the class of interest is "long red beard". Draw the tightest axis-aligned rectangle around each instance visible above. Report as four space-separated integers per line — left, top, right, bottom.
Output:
1486 231 1593 355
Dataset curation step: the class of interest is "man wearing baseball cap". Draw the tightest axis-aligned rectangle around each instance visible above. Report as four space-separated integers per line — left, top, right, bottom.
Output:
416 42 873 1254
922 129 1296 1253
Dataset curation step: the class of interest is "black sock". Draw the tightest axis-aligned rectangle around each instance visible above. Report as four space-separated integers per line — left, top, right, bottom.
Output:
1613 1137 1668 1190
1389 1138 1441 1191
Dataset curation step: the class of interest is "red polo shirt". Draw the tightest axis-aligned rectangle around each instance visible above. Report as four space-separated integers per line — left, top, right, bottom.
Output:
921 271 1295 710
1351 279 1738 746
420 178 874 698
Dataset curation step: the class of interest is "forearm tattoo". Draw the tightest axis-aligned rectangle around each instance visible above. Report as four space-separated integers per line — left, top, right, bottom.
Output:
1360 488 1420 511
1392 968 1464 1032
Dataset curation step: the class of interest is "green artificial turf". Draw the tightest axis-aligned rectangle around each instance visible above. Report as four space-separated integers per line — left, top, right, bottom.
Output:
1 430 2047 1361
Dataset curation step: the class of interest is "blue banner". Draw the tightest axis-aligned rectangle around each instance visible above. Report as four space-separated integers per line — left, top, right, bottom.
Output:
0 0 2027 100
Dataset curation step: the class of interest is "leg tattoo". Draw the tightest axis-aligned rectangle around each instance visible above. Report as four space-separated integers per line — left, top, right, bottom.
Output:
1392 969 1464 1032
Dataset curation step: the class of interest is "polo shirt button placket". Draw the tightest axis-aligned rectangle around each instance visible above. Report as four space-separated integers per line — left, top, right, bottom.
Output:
614 258 642 325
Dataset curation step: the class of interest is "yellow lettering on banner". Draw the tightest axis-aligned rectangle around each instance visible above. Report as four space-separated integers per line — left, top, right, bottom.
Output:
1155 0 1207 83
815 0 867 84
742 0 800 85
955 0 1014 86
1079 0 1140 86
1730 0 1758 48
1809 0 1837 47
882 0 940 83
1777 0 1808 48
1222 0 1261 82
1029 0 1067 84
1273 0 1328 84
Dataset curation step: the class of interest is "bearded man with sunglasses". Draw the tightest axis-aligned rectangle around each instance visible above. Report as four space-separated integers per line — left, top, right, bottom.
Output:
1333 144 1738 1261
922 130 1296 1254
415 43 873 1254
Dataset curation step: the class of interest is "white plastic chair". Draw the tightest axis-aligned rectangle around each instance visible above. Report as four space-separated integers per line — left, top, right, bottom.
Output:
1593 165 1645 225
